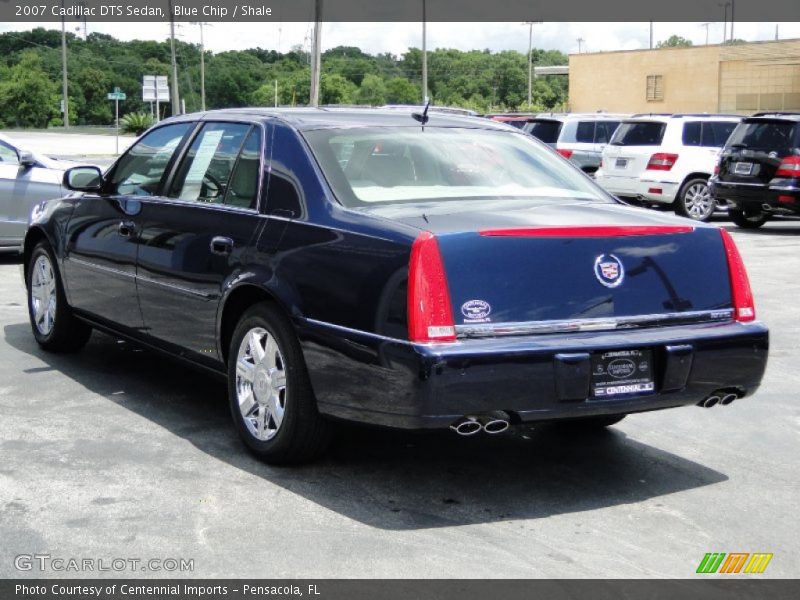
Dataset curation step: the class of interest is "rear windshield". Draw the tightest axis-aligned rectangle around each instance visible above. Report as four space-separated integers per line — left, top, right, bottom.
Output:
304 127 609 208
523 120 563 143
610 121 666 146
726 119 799 153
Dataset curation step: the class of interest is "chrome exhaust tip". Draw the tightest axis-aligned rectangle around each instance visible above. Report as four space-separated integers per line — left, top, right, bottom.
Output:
700 395 721 408
762 203 773 212
720 393 738 406
482 418 510 434
450 416 482 436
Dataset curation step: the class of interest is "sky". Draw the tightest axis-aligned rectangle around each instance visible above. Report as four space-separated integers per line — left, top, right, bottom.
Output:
1 21 799 57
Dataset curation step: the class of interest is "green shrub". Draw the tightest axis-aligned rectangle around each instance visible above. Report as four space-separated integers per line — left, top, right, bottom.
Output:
119 112 155 135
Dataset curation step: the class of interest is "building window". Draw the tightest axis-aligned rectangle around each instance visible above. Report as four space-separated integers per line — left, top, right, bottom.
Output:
646 75 664 102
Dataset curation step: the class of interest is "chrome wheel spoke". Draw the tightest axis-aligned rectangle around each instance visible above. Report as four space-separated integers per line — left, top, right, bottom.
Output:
236 358 255 383
248 331 265 363
271 369 287 389
256 405 268 438
263 335 278 369
268 392 284 428
30 255 56 336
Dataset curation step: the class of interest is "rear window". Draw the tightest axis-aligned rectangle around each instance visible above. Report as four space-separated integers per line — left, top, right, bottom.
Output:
726 119 799 153
682 121 738 148
524 120 563 144
304 127 608 208
610 121 666 146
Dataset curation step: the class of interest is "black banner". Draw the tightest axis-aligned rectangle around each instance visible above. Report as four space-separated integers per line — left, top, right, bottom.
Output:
2 580 800 600
0 0 798 22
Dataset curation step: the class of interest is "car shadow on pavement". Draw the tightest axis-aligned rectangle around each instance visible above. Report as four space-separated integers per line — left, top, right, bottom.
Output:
3 322 728 531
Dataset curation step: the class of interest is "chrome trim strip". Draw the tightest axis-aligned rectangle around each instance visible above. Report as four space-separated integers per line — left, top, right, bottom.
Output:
713 181 765 188
68 257 136 279
135 274 214 299
304 318 413 346
456 310 734 338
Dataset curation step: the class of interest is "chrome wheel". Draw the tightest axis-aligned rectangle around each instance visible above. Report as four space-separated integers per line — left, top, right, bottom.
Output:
682 181 713 220
235 327 287 441
30 254 57 336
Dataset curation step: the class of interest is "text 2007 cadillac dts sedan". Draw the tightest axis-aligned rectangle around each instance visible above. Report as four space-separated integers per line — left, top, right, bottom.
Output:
23 108 768 463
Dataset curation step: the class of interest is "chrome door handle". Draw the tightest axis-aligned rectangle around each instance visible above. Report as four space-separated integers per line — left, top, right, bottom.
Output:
118 221 136 238
210 236 234 255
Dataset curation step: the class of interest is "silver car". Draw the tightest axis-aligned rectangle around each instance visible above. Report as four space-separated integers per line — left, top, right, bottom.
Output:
0 133 77 253
523 113 628 174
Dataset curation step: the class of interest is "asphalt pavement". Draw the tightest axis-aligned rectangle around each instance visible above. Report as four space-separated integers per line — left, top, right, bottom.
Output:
0 220 798 579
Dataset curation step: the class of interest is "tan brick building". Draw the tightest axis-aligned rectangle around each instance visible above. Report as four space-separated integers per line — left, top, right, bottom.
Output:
568 39 800 115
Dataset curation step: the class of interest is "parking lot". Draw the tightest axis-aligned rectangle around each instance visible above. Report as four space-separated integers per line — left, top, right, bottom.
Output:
0 219 798 579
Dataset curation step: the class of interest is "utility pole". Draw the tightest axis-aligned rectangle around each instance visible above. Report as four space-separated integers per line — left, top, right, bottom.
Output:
775 24 779 41
274 80 278 107
168 0 180 115
199 22 206 111
309 0 322 107
523 22 542 108
730 0 735 41
649 22 653 49
576 37 585 54
720 2 730 42
422 0 428 103
701 22 711 45
60 0 69 128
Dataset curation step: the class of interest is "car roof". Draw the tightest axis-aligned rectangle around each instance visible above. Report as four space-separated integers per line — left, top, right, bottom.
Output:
625 114 741 122
530 113 628 122
161 107 511 132
747 112 800 122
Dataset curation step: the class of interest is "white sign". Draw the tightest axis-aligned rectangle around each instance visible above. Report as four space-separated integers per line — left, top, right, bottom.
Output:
143 75 170 102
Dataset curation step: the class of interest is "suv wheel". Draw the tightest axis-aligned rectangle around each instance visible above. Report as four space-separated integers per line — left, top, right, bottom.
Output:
227 302 331 464
676 178 715 221
729 208 769 229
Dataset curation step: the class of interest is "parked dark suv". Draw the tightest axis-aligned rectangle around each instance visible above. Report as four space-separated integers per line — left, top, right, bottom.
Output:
710 112 800 228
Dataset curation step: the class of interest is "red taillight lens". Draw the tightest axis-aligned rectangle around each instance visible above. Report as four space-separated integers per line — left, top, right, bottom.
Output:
646 153 679 171
714 163 720 175
775 156 800 178
719 229 755 322
557 148 574 159
407 232 456 343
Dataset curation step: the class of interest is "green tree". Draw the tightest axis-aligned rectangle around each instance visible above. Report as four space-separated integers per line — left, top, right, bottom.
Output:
0 51 58 128
657 35 693 48
321 73 357 105
356 74 387 106
385 77 419 104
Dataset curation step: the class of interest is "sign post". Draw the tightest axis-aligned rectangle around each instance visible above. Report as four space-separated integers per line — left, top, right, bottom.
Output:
107 87 127 155
143 76 170 122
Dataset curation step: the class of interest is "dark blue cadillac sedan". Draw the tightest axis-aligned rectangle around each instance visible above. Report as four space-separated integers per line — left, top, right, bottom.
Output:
23 108 768 463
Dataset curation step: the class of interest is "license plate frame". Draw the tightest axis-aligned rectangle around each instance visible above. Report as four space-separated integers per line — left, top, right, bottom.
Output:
733 161 753 176
591 349 655 399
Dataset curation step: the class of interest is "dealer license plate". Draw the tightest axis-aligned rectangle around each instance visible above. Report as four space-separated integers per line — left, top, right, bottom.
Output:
591 349 655 398
733 161 753 176
615 158 628 169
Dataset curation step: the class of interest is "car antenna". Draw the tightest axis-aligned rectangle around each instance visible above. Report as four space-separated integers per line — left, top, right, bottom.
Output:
412 101 431 128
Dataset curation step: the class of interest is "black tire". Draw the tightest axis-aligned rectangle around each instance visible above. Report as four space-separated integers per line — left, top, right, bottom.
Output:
554 414 626 431
675 177 715 221
227 302 331 464
729 208 769 229
26 241 91 352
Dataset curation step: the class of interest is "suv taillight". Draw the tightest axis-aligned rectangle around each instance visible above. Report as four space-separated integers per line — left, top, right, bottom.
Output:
408 232 456 343
646 153 679 171
775 156 800 178
719 229 755 322
557 149 574 159
714 162 720 175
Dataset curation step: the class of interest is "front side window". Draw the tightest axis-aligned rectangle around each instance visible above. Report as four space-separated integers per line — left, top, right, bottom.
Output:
304 127 609 208
168 122 252 205
109 123 193 196
702 122 737 148
0 141 19 164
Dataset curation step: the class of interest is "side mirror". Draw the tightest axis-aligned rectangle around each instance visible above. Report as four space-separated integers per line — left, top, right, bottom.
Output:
64 166 104 192
18 150 36 168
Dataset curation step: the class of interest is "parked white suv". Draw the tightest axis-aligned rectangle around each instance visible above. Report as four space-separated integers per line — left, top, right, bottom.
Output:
594 114 741 221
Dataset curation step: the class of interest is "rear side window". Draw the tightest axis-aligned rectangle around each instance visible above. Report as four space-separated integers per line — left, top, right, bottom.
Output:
594 121 620 144
682 121 737 147
610 121 666 146
727 120 799 154
525 120 563 144
575 121 595 143
168 122 255 206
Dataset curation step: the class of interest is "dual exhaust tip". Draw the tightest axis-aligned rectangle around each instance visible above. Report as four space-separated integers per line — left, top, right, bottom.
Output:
450 412 510 436
698 391 740 408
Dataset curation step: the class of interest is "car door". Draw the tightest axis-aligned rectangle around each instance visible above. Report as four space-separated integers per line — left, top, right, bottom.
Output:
62 122 195 331
0 139 62 247
135 121 265 363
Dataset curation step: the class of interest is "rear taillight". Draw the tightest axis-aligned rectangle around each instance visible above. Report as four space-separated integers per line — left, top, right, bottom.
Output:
714 162 720 175
719 229 755 322
775 156 800 178
646 153 679 171
557 148 574 159
407 232 456 343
